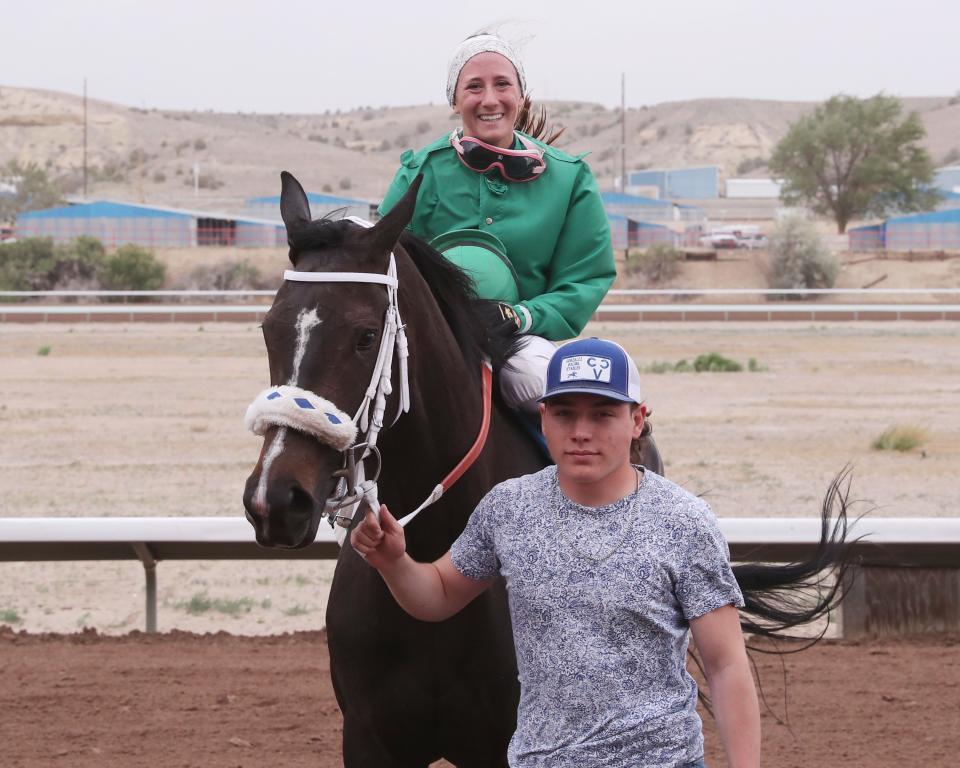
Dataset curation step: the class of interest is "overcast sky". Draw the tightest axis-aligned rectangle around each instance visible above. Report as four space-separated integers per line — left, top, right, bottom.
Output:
4 0 957 113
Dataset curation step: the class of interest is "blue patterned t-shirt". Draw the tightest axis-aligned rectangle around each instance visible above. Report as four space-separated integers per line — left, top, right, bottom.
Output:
450 466 744 768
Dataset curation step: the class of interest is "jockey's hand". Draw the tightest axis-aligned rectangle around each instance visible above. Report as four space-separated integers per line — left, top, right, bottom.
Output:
350 504 407 570
477 300 521 337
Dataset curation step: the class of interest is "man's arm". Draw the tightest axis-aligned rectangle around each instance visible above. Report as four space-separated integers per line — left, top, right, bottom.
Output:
350 505 493 622
689 604 761 768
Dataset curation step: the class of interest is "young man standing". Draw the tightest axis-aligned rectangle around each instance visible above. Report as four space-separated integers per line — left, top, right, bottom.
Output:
352 337 760 768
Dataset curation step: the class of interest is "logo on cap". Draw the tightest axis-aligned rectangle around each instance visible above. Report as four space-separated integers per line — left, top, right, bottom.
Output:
560 355 611 383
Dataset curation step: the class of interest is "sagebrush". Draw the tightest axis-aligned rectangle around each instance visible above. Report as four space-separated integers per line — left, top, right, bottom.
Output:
625 243 682 283
767 216 838 294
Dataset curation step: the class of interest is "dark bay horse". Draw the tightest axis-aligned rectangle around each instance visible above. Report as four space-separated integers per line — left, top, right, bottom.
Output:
243 172 541 766
243 172 852 767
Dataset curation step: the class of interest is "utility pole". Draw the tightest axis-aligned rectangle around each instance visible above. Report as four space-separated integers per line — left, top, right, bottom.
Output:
83 78 88 199
620 73 627 195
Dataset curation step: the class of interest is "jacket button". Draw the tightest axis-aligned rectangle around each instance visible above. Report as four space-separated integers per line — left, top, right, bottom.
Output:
485 217 493 225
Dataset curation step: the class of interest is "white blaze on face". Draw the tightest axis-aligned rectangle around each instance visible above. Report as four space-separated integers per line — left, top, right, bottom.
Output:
253 427 286 512
289 308 321 385
255 307 321 512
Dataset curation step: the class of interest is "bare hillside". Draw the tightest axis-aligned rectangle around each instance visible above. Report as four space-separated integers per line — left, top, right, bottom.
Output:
2 85 958 213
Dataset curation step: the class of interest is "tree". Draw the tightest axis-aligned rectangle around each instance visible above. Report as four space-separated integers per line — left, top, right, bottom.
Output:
0 161 65 223
770 95 939 233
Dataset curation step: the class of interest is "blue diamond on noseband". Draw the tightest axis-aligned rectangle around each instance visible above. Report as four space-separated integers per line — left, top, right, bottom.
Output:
325 413 342 425
294 398 315 409
267 391 282 400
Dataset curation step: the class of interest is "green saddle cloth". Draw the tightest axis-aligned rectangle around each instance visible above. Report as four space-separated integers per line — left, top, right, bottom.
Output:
429 229 521 304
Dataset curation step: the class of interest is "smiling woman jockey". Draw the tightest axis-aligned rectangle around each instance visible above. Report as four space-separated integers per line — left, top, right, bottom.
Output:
378 32 616 414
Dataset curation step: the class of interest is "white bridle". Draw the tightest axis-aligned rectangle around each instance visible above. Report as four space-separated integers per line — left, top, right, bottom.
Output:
245 240 410 533
245 218 493 540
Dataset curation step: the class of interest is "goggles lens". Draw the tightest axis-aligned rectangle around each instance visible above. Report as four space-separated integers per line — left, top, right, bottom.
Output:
450 131 546 182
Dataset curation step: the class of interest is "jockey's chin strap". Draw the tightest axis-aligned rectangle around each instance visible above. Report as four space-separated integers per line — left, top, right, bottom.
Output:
247 231 492 536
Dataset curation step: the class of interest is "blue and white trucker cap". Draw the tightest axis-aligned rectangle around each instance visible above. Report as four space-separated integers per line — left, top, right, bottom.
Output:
540 337 643 404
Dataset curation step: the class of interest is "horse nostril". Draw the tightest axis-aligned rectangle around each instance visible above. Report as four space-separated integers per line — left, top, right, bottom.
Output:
287 484 315 522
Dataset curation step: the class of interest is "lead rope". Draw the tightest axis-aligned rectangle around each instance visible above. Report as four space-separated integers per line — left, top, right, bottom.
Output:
395 361 493 528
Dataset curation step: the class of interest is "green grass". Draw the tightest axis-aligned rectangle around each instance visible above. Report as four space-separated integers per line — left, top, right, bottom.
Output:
0 607 22 624
643 353 765 374
282 604 311 617
177 592 256 616
693 353 742 372
871 425 927 453
36 345 51 356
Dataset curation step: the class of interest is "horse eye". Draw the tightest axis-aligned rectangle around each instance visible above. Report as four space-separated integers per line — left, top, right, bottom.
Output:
356 329 377 351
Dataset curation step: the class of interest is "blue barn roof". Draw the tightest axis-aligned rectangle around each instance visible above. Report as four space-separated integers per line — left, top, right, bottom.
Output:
20 201 192 220
886 208 960 225
19 200 285 227
606 212 672 229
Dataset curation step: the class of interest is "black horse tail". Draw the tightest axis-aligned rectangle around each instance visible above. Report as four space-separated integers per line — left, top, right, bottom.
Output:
732 470 863 651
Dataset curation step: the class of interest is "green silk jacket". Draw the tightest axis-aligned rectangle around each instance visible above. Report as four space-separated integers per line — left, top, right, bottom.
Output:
378 132 616 341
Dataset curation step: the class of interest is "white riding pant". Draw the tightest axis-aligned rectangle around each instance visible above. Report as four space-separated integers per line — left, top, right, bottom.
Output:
500 334 556 413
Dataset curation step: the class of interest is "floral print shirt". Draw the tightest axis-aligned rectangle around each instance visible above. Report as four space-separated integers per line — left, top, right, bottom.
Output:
450 467 743 768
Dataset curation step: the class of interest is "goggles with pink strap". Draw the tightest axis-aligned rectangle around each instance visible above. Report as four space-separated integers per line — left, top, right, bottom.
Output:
449 130 546 182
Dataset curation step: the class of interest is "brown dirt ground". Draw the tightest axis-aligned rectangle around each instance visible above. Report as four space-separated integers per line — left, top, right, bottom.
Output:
0 628 956 768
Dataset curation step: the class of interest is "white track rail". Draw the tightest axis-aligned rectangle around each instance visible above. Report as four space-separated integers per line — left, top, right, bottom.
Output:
1 516 957 632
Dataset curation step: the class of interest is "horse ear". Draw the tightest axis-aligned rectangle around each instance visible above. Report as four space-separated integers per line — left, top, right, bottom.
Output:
279 171 311 232
369 174 423 253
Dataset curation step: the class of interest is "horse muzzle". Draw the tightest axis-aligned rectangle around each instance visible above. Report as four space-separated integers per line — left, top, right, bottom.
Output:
242 473 324 548
243 426 343 548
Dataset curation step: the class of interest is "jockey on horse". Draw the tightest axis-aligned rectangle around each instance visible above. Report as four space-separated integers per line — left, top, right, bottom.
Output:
378 32 662 472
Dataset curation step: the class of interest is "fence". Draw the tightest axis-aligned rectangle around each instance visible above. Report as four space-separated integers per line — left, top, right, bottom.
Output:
2 515 957 635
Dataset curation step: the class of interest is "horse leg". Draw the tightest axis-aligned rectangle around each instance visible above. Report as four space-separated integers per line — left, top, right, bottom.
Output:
341 712 436 768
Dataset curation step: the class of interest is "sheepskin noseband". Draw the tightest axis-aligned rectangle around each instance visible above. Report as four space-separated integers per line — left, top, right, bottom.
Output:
245 385 358 451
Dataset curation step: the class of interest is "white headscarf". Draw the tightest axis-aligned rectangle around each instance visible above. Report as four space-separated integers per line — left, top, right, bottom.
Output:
446 33 526 106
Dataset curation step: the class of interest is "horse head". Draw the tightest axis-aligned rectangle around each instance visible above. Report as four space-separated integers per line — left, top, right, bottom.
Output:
242 171 422 548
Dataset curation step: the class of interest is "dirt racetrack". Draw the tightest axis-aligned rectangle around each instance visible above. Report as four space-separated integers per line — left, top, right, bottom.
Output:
1 628 957 768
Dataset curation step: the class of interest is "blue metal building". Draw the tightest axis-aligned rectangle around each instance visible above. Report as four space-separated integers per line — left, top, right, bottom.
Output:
932 165 960 195
17 201 286 248
885 208 960 251
245 192 375 222
607 213 677 250
601 192 704 224
626 166 720 200
848 223 885 251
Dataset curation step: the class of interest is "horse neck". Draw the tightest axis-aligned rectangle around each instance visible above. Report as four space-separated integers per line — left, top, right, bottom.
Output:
374 257 494 519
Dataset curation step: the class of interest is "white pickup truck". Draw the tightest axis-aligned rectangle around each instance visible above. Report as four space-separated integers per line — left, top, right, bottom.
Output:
699 226 768 250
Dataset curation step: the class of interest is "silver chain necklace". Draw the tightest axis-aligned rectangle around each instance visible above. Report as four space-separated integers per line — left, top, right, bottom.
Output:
554 466 643 564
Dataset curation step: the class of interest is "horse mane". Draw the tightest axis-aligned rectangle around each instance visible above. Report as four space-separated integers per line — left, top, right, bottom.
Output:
286 217 354 254
286 217 521 375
